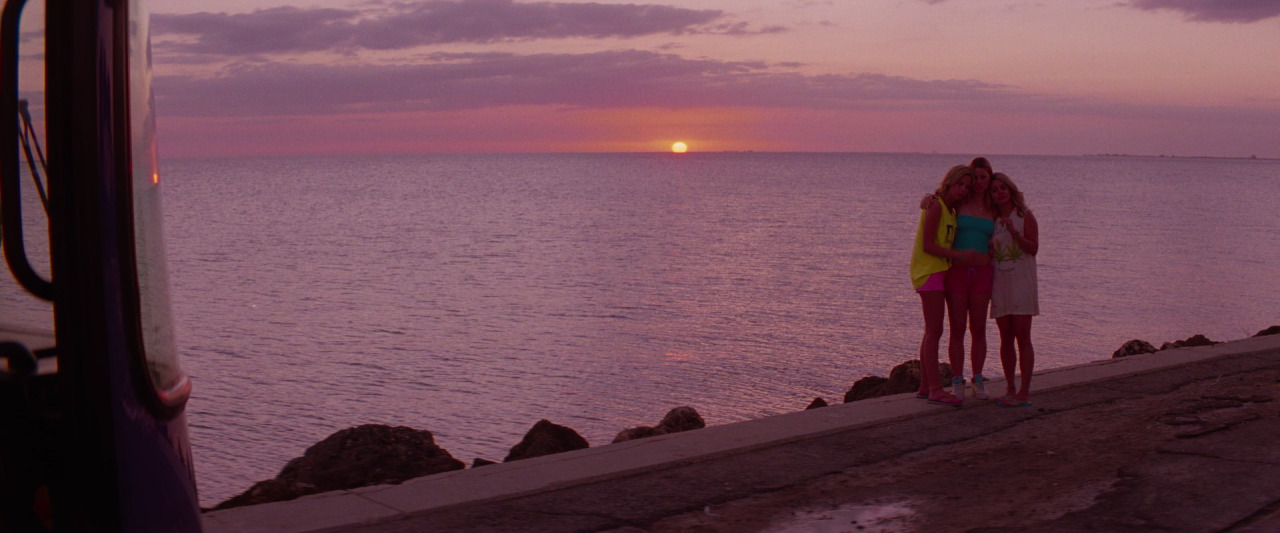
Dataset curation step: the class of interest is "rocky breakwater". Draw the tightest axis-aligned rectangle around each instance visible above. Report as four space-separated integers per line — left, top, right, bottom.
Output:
213 425 464 510
214 325 1279 511
612 406 706 443
1110 326 1279 359
824 325 1280 406
837 359 954 404
213 406 706 510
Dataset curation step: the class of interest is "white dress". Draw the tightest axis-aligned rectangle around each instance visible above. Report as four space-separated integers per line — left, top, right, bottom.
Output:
990 211 1039 318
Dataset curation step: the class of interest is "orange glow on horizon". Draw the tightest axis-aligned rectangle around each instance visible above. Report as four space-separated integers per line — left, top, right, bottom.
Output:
671 141 688 153
158 107 788 157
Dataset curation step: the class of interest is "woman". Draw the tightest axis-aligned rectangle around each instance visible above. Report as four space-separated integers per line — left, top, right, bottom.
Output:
910 165 975 406
989 172 1039 407
944 157 996 401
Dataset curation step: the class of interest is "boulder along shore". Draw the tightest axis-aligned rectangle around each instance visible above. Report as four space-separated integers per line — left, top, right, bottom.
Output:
212 325 1280 510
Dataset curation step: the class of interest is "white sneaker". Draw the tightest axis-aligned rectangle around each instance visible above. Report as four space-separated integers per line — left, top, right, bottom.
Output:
951 377 965 400
972 374 990 400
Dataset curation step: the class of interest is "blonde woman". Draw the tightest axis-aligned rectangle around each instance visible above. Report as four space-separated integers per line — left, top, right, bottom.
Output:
920 157 997 401
910 165 976 406
988 173 1039 407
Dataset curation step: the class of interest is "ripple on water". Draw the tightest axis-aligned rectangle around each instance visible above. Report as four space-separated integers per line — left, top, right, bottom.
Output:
155 154 1280 506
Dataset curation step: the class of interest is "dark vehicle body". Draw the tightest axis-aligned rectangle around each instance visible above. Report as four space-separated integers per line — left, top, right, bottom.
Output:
1 0 202 531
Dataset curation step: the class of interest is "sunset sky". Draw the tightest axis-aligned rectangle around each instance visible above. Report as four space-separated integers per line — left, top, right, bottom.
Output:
148 0 1280 158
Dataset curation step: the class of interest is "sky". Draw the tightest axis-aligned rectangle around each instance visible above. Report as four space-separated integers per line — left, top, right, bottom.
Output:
145 0 1280 158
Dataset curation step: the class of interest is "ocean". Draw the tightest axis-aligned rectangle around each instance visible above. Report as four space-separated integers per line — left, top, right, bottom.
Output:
149 152 1278 506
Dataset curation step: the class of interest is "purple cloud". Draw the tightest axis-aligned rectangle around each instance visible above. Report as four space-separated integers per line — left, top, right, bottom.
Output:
152 1 736 56
1128 0 1280 23
153 7 359 56
153 50 1015 117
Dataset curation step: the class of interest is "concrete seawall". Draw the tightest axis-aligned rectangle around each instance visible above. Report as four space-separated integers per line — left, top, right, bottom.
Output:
204 333 1280 532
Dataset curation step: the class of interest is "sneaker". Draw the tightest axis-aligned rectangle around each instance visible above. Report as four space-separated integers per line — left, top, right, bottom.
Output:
972 374 990 400
951 377 965 400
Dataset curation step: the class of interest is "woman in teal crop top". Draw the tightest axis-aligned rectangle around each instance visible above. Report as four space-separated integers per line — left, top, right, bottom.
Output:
944 157 997 402
954 215 994 253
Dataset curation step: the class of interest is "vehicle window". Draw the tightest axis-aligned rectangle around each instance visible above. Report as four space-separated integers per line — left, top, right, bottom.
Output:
127 0 184 394
0 0 54 356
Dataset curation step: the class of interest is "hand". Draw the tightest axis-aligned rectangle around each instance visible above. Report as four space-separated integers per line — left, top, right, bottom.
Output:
919 193 938 209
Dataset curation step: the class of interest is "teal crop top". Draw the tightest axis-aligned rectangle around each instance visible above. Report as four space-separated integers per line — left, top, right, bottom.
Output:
954 215 994 253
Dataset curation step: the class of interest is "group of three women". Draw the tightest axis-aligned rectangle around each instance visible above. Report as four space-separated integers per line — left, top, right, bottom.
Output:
910 157 1039 408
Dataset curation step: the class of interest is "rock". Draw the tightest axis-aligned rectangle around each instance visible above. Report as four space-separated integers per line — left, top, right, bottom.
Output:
612 406 706 443
657 406 705 433
885 361 921 394
215 424 464 509
613 426 664 442
886 360 953 395
844 360 953 403
214 479 318 510
805 397 828 410
844 376 888 402
1113 339 1157 358
1254 325 1280 337
471 458 497 468
505 420 589 461
1159 334 1218 351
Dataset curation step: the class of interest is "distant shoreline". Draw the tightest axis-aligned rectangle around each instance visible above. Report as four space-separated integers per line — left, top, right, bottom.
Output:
159 151 1280 162
1086 153 1277 161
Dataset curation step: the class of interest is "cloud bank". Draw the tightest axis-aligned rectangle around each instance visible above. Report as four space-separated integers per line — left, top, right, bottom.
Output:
154 50 1015 117
1127 0 1280 23
150 1 1268 127
151 1 1006 119
151 0 757 56
147 1 1280 157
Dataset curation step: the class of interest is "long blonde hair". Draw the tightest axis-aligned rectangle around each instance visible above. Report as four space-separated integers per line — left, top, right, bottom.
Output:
990 172 1028 216
934 165 974 201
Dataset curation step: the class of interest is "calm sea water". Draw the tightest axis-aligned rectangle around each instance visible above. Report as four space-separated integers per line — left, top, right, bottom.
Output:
151 153 1277 506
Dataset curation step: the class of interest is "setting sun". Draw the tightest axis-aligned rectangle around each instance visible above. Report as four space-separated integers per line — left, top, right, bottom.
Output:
671 141 688 153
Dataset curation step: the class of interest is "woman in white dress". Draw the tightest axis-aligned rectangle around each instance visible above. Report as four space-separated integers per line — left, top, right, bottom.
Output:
989 173 1039 408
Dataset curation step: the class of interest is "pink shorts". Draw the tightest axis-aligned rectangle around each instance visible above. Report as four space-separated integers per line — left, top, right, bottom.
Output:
916 271 946 292
945 264 993 294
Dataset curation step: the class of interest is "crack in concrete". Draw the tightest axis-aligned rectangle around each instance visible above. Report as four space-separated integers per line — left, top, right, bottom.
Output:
1156 448 1280 467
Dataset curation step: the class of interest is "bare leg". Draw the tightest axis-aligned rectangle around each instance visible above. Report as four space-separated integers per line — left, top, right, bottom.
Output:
996 315 1017 397
945 290 969 381
1013 315 1035 401
968 292 991 377
918 291 946 396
